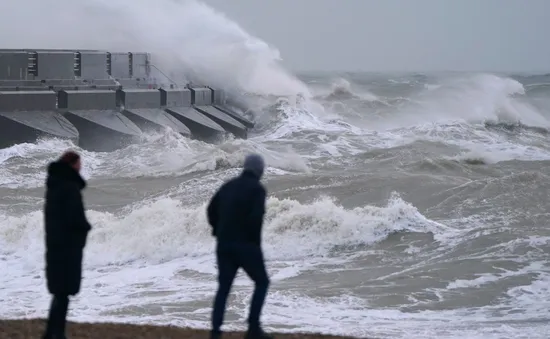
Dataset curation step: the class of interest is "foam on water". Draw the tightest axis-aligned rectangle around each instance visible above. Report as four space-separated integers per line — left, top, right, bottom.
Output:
330 73 550 129
1 72 547 189
1 71 548 338
0 129 312 189
0 193 450 269
0 192 462 338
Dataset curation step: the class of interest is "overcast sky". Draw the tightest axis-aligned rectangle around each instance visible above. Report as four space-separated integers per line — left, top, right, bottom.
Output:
203 0 549 72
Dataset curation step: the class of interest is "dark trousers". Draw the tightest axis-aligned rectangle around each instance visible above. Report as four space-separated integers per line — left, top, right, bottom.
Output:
212 242 270 333
43 294 69 339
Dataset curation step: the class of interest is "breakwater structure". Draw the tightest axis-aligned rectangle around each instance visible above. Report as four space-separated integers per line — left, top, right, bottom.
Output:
0 49 254 151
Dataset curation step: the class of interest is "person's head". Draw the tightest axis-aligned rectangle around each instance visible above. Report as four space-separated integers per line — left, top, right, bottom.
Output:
243 153 265 179
59 150 81 172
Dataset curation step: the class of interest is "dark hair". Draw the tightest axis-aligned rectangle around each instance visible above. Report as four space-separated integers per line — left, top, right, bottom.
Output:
59 150 81 165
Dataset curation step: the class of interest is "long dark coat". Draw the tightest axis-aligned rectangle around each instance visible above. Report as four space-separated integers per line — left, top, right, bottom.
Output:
44 161 91 296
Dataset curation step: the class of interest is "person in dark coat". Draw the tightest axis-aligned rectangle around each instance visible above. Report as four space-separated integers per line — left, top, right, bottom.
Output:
207 154 272 339
42 150 92 339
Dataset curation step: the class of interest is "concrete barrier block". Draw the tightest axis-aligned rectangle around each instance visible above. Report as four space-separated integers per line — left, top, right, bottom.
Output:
58 90 117 110
210 88 227 105
23 86 52 91
44 79 87 86
0 80 45 87
80 51 108 79
91 79 118 86
36 51 74 79
51 85 88 91
110 52 130 79
0 87 44 91
0 51 30 80
92 84 119 91
130 52 149 78
117 89 161 109
0 86 49 92
160 88 192 107
190 87 213 105
0 91 57 111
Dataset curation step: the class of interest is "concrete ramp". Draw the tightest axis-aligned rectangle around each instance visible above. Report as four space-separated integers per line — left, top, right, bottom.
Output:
161 88 225 140
0 91 79 148
58 90 143 151
118 88 190 136
165 107 225 141
193 105 247 139
123 108 191 136
189 87 247 139
213 105 254 129
209 87 255 129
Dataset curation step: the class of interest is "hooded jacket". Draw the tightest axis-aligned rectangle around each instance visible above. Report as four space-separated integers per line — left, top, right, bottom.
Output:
207 170 267 246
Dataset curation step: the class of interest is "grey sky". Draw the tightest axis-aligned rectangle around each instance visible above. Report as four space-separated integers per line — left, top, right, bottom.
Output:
203 0 549 72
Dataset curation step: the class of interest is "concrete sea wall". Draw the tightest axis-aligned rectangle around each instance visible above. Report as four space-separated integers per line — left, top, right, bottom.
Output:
0 49 253 151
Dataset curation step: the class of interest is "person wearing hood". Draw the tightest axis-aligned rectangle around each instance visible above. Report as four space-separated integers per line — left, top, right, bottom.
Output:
207 154 272 339
42 151 92 339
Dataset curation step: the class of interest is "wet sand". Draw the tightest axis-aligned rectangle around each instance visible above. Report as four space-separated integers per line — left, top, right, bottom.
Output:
0 318 365 338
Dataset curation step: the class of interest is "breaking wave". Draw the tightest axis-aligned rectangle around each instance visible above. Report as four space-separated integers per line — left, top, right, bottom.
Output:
0 193 451 268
